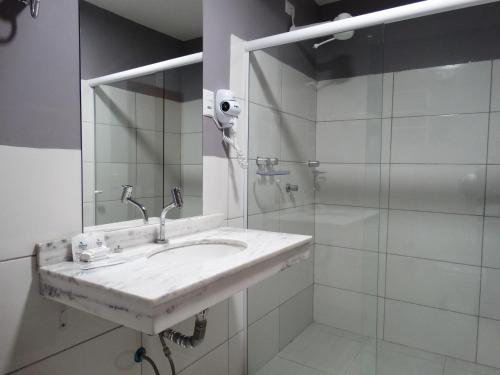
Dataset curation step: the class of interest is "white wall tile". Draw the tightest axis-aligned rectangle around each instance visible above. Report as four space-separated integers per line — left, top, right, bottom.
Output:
488 112 500 163
387 210 483 265
229 331 246 375
248 103 281 160
181 99 202 133
280 114 315 162
95 162 136 202
386 255 480 314
0 146 81 261
486 165 500 217
391 113 489 164
0 257 120 373
227 217 244 228
315 245 378 295
282 64 316 121
95 125 136 163
382 73 394 118
136 163 163 198
279 286 313 349
249 50 282 110
137 130 163 164
393 61 491 116
316 119 382 163
136 93 163 132
178 343 228 375
95 85 135 127
229 291 246 337
248 256 313 324
313 285 378 337
203 156 228 216
164 133 181 164
389 164 486 215
483 217 500 268
82 121 94 162
279 163 315 209
247 273 281 324
381 119 391 163
477 318 500 369
248 309 279 375
228 158 245 219
248 163 280 215
95 200 131 225
181 133 202 165
179 196 202 218
315 205 380 251
14 327 140 375
164 99 182 133
480 267 500 320
317 74 383 121
143 300 229 374
181 165 203 197
384 299 477 361
316 164 381 207
164 164 181 190
247 211 280 232
279 205 315 237
491 60 500 112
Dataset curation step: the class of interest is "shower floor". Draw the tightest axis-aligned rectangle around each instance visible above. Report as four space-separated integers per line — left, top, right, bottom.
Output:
255 323 500 375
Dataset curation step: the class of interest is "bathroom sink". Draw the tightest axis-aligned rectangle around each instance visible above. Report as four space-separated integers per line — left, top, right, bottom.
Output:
36 214 312 334
147 239 247 264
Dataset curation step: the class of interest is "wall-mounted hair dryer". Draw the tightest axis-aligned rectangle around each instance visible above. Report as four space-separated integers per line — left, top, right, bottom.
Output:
210 89 247 169
215 90 241 129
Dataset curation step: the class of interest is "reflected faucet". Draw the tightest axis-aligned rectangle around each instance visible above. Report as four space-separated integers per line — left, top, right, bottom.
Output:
156 187 183 244
120 185 149 224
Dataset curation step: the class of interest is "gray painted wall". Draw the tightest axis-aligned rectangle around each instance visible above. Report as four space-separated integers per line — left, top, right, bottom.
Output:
316 0 500 79
0 0 80 149
80 1 189 79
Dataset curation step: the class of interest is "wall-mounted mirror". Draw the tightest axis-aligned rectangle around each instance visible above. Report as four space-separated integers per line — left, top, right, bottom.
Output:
79 0 203 231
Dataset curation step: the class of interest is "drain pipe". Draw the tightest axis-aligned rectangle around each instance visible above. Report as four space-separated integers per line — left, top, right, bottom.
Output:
134 309 209 375
160 309 208 349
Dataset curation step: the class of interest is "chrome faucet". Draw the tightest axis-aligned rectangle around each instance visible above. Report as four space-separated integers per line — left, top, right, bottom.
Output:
120 185 149 224
156 187 183 244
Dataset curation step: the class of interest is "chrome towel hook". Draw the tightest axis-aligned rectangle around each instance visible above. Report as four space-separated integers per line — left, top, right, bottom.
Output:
19 0 40 18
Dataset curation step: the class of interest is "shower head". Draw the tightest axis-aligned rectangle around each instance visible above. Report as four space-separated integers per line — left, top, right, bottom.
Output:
313 13 354 49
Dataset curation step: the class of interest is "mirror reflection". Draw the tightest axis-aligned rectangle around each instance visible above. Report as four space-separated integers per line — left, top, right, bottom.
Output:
79 0 203 230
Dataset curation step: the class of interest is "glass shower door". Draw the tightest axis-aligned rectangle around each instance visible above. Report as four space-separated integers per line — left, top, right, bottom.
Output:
246 24 385 375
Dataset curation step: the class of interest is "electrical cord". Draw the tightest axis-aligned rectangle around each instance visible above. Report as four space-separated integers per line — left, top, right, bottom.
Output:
142 354 160 375
210 116 248 169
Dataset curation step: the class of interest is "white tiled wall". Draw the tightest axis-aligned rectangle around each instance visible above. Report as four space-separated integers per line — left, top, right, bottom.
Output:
313 59 500 369
245 47 318 374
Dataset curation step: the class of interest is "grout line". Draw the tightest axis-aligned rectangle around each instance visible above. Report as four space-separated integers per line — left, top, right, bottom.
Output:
5 326 123 375
0 254 34 264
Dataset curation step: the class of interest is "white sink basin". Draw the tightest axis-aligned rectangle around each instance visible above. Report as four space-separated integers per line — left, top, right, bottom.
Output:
147 239 247 265
37 214 312 334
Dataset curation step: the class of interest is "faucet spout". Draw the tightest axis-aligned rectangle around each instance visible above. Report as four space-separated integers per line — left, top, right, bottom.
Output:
156 187 183 243
120 185 149 223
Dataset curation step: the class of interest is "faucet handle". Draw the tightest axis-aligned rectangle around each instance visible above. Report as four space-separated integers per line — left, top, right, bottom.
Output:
121 185 133 202
171 187 183 208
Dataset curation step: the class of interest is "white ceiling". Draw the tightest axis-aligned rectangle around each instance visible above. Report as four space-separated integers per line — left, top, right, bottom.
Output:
314 0 343 5
85 0 203 41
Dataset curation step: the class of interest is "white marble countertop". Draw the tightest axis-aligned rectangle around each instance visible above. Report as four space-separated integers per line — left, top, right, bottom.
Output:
37 214 312 334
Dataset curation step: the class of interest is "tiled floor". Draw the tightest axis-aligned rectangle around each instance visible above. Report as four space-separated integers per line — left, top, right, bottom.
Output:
256 323 500 375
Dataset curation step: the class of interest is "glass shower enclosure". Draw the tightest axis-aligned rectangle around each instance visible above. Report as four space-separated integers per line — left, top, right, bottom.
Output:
246 3 500 375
